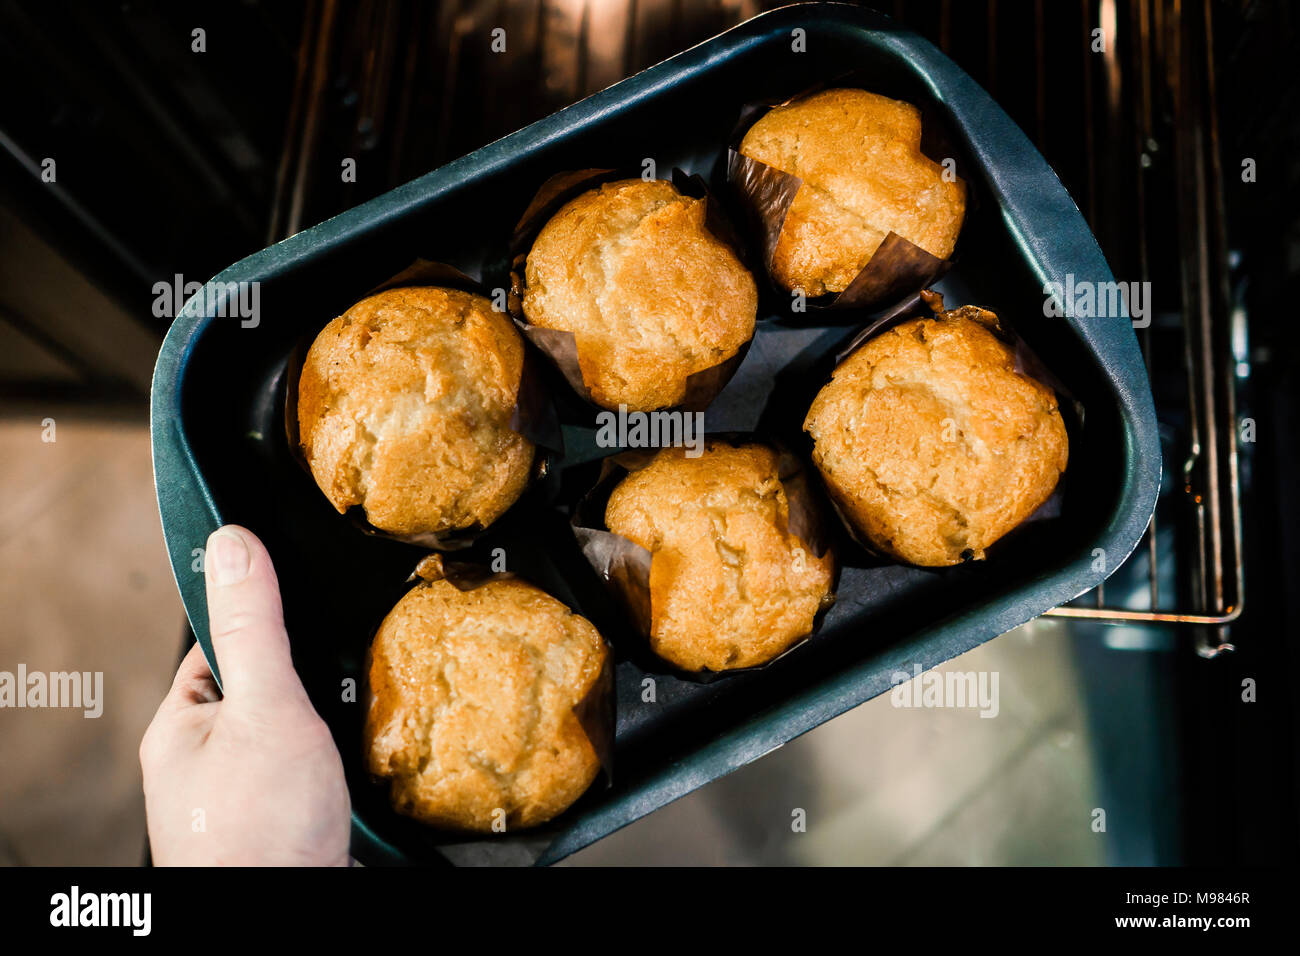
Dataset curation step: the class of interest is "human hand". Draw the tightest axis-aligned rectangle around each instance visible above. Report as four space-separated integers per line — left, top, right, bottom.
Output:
140 525 350 866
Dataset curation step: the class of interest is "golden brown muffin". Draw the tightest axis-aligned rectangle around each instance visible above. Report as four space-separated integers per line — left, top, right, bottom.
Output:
297 286 534 537
739 88 966 296
604 443 834 672
803 309 1068 566
364 565 608 832
521 178 757 411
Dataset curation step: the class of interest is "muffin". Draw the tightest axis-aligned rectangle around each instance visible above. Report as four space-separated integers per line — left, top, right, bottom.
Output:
803 307 1068 566
738 88 966 296
604 442 834 672
297 286 534 537
364 558 608 832
521 178 757 411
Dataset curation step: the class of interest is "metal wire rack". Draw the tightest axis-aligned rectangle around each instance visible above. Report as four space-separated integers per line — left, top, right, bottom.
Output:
1037 0 1244 654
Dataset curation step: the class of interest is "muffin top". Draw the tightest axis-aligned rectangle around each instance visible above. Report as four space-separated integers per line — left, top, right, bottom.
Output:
297 286 534 537
364 566 607 832
604 443 834 672
522 178 757 411
803 310 1068 566
739 88 966 296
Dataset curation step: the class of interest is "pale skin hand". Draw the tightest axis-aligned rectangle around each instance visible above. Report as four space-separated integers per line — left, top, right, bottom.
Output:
140 525 351 866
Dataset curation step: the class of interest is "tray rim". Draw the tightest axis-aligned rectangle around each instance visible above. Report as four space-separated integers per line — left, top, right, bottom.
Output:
150 0 1162 865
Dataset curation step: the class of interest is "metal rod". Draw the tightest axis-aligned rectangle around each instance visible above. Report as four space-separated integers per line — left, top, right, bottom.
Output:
1045 604 1240 625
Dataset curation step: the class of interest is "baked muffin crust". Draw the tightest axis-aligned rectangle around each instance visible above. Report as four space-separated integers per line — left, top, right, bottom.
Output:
739 88 966 296
803 311 1068 566
522 178 757 411
297 286 534 536
604 443 834 671
364 570 607 832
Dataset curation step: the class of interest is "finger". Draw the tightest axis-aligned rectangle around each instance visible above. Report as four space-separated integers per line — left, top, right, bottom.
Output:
203 525 300 704
140 643 218 773
159 641 221 711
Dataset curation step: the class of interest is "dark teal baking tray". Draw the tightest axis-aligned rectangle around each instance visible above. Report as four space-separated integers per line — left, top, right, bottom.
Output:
151 2 1160 865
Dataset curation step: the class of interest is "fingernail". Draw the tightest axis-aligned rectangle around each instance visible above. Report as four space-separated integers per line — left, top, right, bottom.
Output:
207 529 251 586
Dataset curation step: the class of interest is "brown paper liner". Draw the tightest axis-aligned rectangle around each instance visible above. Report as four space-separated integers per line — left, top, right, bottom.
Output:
284 259 562 551
726 82 965 314
815 291 1078 564
507 168 755 412
570 437 837 683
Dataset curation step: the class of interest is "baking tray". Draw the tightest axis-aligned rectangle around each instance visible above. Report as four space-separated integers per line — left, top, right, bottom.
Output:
150 2 1160 865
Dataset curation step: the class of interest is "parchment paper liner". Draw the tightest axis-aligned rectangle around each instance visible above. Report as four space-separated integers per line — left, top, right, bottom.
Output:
283 259 563 551
506 168 754 412
814 290 1082 565
570 436 838 683
361 552 615 865
726 78 968 314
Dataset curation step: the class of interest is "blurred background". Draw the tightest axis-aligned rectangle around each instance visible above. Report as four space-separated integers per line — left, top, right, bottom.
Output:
0 0 1296 865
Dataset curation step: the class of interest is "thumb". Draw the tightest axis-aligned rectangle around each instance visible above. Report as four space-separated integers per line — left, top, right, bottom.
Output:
203 525 302 705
